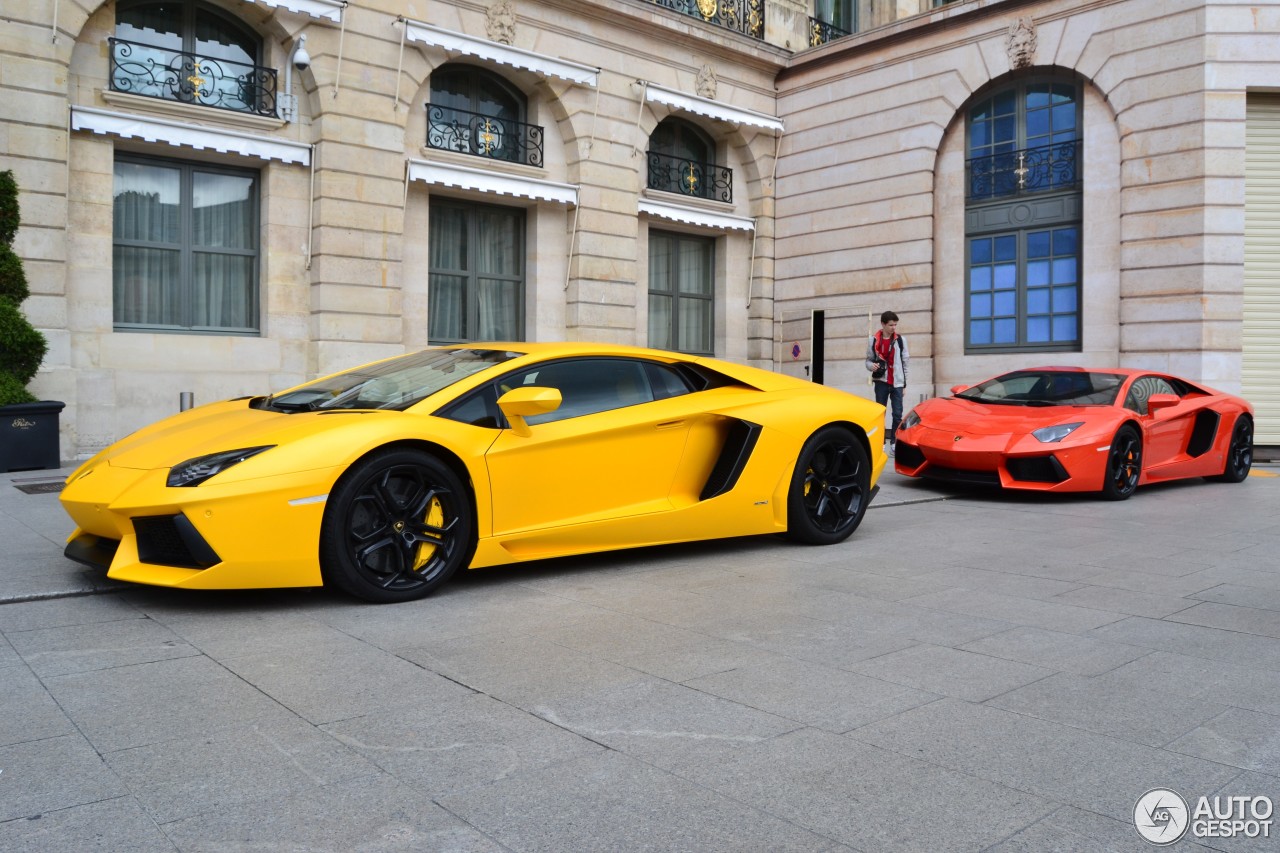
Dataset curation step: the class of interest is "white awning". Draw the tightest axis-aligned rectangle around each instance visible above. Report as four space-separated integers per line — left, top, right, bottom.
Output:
408 159 578 206
639 198 754 232
71 106 312 165
645 83 783 133
245 0 345 22
404 20 598 87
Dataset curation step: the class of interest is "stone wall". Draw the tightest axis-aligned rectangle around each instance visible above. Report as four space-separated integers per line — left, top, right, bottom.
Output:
775 0 1280 399
2 0 787 459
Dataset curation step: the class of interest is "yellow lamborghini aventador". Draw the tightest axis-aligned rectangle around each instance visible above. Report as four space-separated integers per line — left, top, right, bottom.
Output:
60 343 889 602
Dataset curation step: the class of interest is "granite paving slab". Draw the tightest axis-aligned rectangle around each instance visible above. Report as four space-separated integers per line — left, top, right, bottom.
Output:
1101 651 1280 717
1166 707 1280 775
647 726 1062 852
320 691 603 796
0 663 76 747
850 643 1055 703
0 733 124 823
102 714 381 824
958 625 1152 676
43 655 294 753
0 796 178 853
436 749 835 852
161 772 505 852
848 698 1241 823
1164 601 1280 639
524 608 793 683
1190 583 1280 611
898 588 1127 634
0 593 144 633
219 633 477 725
526 678 804 765
7 615 200 678
684 656 941 733
985 672 1228 747
1048 583 1202 619
1088 616 1280 672
396 629 651 709
983 805 1219 852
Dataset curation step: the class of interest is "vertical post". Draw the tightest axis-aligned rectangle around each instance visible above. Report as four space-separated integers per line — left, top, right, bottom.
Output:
179 392 194 411
812 309 825 385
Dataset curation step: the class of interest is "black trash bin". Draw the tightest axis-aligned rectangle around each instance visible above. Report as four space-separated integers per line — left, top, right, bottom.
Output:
0 400 65 473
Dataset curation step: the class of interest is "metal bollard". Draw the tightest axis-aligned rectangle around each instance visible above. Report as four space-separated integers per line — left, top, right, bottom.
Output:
179 391 194 411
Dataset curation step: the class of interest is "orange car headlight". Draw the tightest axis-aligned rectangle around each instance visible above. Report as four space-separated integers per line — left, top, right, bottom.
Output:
1032 422 1083 443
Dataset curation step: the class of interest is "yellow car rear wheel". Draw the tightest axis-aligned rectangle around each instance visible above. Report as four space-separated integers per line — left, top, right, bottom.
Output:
320 448 473 602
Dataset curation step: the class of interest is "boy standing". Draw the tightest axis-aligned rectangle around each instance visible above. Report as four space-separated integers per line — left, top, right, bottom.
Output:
865 311 909 455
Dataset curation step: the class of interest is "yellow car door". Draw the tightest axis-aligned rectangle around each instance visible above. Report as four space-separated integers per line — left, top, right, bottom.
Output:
484 357 697 535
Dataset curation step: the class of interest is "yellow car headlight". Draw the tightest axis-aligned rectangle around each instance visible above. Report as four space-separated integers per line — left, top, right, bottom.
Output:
167 446 275 487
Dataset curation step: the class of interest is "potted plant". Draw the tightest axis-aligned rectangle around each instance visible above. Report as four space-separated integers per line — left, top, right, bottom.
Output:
0 169 63 473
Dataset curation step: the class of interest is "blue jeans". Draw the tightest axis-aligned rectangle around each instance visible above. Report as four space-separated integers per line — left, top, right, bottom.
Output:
875 381 903 443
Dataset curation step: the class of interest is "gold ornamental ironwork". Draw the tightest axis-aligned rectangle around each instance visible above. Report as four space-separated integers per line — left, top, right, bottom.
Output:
479 119 497 155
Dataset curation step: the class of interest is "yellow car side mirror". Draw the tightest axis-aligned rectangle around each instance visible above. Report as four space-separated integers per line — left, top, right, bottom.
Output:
497 386 562 436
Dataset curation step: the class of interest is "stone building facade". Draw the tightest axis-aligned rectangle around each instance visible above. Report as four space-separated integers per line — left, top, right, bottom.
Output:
2 0 1277 460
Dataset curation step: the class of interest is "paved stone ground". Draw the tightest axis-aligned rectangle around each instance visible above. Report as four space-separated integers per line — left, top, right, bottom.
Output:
1 463 1278 851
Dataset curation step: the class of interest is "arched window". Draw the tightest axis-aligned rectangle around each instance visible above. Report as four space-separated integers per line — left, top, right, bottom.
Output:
647 118 731 202
427 65 541 167
812 0 855 42
964 78 1082 351
111 1 274 116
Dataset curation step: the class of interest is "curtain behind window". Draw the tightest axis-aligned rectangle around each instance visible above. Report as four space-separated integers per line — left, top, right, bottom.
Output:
113 156 258 332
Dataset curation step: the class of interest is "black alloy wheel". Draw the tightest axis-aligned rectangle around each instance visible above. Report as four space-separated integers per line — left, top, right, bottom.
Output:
320 449 472 603
787 425 871 545
1101 425 1142 501
1211 416 1253 483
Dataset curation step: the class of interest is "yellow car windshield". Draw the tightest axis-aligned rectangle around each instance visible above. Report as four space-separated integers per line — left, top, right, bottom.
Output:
265 348 523 412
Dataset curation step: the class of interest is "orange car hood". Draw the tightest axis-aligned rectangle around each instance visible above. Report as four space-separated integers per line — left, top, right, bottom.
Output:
921 397 1093 436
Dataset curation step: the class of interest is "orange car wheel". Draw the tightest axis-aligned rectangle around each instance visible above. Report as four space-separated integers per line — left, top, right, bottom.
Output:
1211 416 1253 484
320 449 473 603
1100 425 1141 501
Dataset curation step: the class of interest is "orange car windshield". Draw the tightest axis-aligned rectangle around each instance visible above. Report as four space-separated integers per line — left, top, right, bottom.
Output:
957 370 1126 406
263 348 523 412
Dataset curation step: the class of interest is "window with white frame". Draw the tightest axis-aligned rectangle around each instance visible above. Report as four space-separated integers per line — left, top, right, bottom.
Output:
648 230 713 355
112 154 260 333
428 200 525 344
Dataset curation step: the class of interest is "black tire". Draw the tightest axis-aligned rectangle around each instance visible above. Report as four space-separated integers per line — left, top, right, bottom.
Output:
320 449 472 603
786 426 871 545
1100 425 1142 501
1210 416 1253 483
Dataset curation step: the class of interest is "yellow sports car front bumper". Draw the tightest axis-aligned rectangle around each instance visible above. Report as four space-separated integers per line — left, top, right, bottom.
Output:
61 460 340 589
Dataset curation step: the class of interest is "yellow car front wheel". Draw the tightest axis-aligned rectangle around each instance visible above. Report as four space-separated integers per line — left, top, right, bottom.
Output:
320 448 473 603
786 425 870 545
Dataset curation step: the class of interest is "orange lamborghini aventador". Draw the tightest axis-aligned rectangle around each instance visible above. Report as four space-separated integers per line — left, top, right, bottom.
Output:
894 367 1253 500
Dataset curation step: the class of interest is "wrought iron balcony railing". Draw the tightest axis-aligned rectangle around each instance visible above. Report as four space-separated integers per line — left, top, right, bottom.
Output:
647 151 733 203
426 104 544 167
809 17 852 46
108 37 278 118
648 0 764 40
966 139 1082 202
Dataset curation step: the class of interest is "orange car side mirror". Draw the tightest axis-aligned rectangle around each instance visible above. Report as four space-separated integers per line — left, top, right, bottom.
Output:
498 386 563 436
1147 393 1180 417
950 384 969 395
